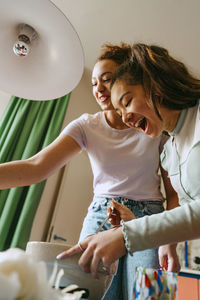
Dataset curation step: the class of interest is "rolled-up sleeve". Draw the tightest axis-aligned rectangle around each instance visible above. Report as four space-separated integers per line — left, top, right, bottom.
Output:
122 199 200 254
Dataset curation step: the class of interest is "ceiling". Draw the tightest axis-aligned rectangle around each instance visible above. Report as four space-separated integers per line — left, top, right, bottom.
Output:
52 0 200 75
1 0 200 117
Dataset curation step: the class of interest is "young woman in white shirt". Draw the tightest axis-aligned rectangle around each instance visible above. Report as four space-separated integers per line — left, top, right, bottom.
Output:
0 43 179 299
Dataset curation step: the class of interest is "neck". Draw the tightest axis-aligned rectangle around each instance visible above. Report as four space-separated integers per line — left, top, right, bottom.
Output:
104 110 129 130
163 109 181 133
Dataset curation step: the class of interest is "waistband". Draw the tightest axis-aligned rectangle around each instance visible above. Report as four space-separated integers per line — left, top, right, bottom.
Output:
93 196 164 206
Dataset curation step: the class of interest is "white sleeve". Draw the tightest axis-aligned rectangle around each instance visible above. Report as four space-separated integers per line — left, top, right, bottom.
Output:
122 199 200 254
60 116 86 150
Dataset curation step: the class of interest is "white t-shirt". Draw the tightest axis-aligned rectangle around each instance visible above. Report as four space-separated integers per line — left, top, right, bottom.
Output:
61 112 167 201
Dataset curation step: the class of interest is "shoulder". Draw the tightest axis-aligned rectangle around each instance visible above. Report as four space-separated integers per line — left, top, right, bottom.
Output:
77 112 103 124
61 112 105 137
63 112 102 127
78 112 106 130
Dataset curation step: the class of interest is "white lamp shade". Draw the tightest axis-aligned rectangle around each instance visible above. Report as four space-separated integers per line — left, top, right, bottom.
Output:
0 0 84 100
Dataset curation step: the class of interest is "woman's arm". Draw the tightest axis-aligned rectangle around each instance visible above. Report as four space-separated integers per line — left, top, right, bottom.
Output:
57 199 200 277
0 134 81 189
159 166 180 272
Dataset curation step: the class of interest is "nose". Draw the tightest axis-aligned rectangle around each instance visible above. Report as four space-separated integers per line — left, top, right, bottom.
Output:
96 81 105 92
121 111 128 123
122 111 133 126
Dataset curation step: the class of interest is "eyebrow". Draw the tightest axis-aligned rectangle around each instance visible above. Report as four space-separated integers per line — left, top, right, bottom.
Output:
92 71 113 81
119 91 131 102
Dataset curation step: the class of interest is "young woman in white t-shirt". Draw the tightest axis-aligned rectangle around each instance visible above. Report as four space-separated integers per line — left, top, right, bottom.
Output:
0 43 179 300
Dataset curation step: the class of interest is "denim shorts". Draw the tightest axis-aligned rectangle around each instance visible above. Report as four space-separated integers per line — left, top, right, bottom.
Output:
79 196 164 242
79 196 164 300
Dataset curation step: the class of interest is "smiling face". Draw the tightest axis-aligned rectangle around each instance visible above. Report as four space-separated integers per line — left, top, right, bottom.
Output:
111 80 176 138
92 59 119 111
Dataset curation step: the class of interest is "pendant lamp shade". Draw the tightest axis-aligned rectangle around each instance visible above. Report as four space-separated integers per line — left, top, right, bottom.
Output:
0 0 84 100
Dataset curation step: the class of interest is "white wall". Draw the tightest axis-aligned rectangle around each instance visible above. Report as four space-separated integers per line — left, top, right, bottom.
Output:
51 0 200 75
1 0 200 241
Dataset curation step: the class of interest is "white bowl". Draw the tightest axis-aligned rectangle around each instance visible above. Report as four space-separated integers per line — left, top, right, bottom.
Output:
26 241 111 300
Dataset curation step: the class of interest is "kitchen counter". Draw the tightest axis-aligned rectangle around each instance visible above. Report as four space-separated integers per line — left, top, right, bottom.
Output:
178 268 200 300
179 268 200 279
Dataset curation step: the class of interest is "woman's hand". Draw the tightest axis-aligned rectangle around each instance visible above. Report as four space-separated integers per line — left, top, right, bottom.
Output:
56 226 127 279
107 200 136 225
158 244 181 273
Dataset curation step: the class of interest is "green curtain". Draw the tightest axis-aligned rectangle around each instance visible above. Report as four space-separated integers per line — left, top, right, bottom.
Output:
0 95 70 250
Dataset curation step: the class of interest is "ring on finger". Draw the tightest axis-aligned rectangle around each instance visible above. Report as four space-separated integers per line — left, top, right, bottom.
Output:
102 266 110 274
78 242 84 252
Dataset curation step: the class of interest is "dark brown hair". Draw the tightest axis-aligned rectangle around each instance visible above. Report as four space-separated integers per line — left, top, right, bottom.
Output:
96 42 132 65
111 43 200 118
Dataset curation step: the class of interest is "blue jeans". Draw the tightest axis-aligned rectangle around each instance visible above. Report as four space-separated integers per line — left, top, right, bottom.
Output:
79 196 164 300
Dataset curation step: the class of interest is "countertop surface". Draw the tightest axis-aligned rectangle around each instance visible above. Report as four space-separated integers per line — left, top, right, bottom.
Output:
179 268 200 279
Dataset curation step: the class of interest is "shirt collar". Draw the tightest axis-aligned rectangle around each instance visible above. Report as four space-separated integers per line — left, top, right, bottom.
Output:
169 108 188 136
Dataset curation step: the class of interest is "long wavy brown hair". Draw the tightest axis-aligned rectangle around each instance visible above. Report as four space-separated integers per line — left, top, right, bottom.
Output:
111 43 200 119
96 42 132 65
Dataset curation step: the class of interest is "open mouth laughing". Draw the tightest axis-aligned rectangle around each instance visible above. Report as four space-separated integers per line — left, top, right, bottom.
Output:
135 117 147 133
98 95 110 103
